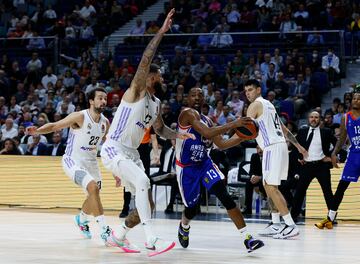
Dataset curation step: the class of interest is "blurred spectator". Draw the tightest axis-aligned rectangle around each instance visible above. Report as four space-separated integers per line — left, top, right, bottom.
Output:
227 90 244 117
129 18 145 35
197 25 212 51
1 117 18 141
145 21 159 34
47 131 65 156
76 0 96 20
0 138 21 155
119 58 135 75
26 134 47 155
192 55 211 81
307 27 324 45
333 102 345 124
41 66 57 90
85 76 99 94
210 25 233 48
321 47 340 87
43 5 57 24
279 13 297 39
217 105 235 125
288 73 309 117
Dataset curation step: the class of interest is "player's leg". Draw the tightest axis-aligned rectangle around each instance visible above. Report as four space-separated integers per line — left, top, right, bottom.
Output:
113 158 174 256
262 145 299 239
203 160 264 252
176 165 202 248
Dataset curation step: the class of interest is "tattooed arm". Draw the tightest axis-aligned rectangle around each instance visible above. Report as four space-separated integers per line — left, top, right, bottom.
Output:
281 123 308 159
331 115 347 168
127 9 175 101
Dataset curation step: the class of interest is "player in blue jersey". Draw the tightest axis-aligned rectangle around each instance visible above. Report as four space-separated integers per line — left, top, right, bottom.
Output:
316 86 360 229
175 87 264 253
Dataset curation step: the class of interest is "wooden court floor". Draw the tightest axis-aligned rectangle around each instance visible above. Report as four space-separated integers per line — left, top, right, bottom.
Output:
0 208 359 264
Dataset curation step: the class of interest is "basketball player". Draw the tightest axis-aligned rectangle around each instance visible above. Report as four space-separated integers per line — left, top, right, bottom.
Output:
245 79 308 239
100 9 194 256
176 87 264 252
316 86 360 229
26 88 123 247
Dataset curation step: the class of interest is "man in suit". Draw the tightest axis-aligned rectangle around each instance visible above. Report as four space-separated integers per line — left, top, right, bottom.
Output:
26 134 47 155
291 111 337 221
287 73 309 117
242 145 266 215
47 131 65 156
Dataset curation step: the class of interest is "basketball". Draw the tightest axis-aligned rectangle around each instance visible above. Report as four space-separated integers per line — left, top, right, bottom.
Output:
234 118 259 140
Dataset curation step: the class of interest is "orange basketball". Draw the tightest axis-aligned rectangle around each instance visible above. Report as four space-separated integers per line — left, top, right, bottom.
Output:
234 118 259 140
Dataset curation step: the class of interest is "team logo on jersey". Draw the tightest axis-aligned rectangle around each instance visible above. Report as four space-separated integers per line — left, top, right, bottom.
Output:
87 123 92 130
101 124 105 133
144 114 152 125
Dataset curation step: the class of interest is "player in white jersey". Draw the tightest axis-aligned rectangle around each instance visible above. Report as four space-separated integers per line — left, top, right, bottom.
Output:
244 80 308 239
26 88 131 249
100 9 194 257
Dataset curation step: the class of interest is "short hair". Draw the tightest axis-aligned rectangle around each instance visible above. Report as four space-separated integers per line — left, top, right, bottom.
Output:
87 88 107 103
333 97 341 104
149 63 160 74
244 79 261 88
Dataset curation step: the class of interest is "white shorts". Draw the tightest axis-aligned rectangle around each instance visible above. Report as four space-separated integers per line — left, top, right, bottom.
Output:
262 142 289 186
101 142 148 195
62 155 102 193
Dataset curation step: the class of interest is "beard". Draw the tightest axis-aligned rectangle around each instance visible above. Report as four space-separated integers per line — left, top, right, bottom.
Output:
94 106 105 114
154 81 165 99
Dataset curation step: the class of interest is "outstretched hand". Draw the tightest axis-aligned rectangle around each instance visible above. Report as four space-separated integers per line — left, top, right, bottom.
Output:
176 132 196 140
26 126 37 136
159 8 175 34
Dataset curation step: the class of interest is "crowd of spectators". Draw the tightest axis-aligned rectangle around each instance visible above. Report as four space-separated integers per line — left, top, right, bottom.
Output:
0 0 357 167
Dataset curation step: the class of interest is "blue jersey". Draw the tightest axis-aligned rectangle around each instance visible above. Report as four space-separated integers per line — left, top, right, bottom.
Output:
176 112 212 165
346 112 360 153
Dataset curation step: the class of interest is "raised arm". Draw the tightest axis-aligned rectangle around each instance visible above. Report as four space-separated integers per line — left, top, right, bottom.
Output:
129 9 175 96
331 115 348 168
26 112 84 135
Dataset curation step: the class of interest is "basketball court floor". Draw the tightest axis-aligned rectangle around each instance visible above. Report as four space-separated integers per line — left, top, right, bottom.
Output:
0 207 359 264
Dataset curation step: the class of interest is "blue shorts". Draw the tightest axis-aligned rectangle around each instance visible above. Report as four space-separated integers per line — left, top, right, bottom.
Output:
176 158 225 208
341 152 360 182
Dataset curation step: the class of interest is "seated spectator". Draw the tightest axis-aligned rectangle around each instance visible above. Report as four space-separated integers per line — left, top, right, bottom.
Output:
210 25 233 48
1 118 18 141
279 13 297 39
227 90 244 117
145 21 160 34
26 52 42 73
47 131 65 156
197 25 212 51
321 47 340 87
41 66 57 90
192 55 211 81
79 20 94 42
0 138 21 155
306 27 324 45
217 105 235 125
226 4 241 29
293 3 309 26
43 5 57 25
333 102 345 124
287 73 309 117
129 18 145 35
76 0 96 20
8 96 21 114
26 134 47 155
118 58 135 75
322 111 335 133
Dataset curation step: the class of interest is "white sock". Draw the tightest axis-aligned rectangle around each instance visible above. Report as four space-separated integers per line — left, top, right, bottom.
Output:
117 222 131 240
79 211 90 222
181 222 190 229
239 226 251 239
282 213 295 226
95 215 107 230
328 210 337 221
271 212 281 225
142 220 155 244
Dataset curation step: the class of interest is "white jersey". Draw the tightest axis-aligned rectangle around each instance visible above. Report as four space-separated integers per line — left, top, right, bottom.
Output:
107 92 160 149
255 97 285 149
64 109 107 162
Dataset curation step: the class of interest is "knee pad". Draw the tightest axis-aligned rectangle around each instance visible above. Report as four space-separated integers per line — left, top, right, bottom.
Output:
210 181 236 210
184 206 198 220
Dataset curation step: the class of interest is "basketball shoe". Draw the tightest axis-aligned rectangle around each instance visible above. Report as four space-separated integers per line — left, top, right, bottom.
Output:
244 235 265 253
145 237 176 257
178 222 190 248
111 232 141 253
273 224 299 239
258 222 282 236
315 217 333 229
74 214 92 239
